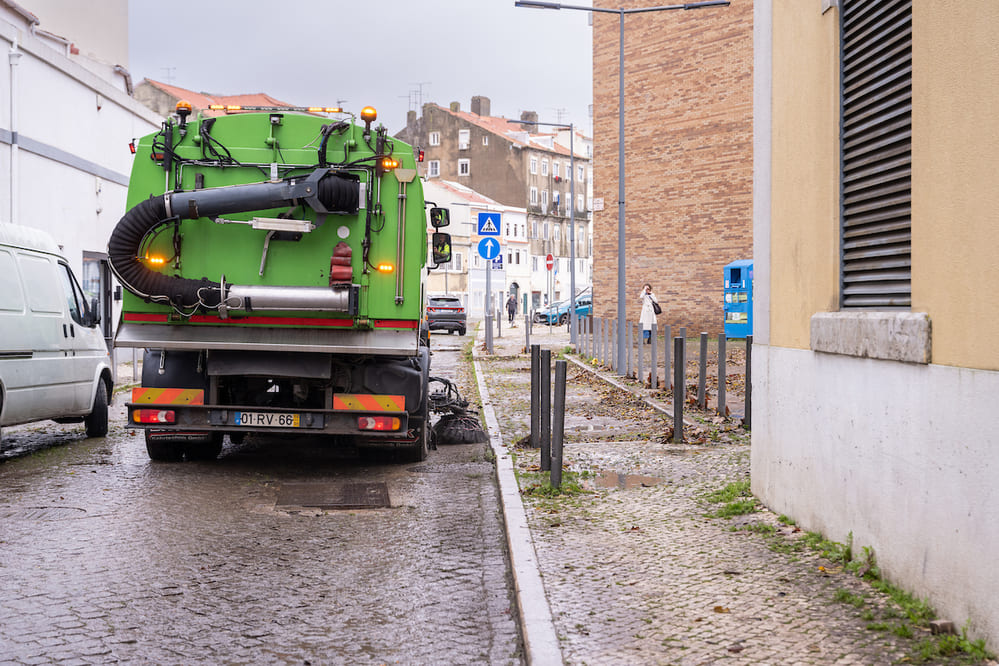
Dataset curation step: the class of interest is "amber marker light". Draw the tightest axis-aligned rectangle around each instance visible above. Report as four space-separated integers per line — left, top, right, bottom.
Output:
377 263 394 273
145 255 166 266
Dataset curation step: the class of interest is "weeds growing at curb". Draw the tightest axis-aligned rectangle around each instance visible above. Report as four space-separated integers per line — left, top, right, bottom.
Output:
704 479 759 518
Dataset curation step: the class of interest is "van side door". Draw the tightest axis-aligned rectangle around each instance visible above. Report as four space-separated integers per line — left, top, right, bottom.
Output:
56 261 105 413
4 251 76 423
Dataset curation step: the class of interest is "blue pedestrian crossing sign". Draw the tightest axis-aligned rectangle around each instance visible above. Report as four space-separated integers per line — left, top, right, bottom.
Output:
477 212 501 236
477 237 501 261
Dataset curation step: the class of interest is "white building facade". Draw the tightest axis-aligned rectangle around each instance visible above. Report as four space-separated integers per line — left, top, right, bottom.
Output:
1 1 161 344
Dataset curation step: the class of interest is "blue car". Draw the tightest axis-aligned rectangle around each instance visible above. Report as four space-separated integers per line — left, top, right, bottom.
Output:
537 294 592 325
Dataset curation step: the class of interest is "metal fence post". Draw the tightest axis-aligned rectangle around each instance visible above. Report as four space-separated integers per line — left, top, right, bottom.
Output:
540 349 552 469
525 313 531 353
673 336 684 443
551 359 566 489
530 344 540 448
743 335 752 430
698 332 708 409
718 333 727 417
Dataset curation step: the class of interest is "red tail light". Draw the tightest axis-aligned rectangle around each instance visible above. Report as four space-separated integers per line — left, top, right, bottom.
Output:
358 416 401 431
133 409 176 424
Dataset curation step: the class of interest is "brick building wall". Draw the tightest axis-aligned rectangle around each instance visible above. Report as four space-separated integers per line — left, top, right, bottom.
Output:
591 0 753 334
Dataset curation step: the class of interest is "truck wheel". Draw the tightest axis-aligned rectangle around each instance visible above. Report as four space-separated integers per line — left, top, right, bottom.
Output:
84 380 109 438
184 433 223 461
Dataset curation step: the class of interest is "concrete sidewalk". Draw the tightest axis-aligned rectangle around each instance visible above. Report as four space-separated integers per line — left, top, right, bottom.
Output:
472 321 991 665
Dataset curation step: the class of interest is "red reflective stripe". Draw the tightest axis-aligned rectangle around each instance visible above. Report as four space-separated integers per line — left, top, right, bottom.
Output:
373 320 419 329
333 394 405 411
131 388 205 405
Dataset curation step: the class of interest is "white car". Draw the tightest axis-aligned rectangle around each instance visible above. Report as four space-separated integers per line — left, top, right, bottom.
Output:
0 224 112 444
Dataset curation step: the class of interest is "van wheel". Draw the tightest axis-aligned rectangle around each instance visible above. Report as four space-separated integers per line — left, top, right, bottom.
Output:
84 380 109 438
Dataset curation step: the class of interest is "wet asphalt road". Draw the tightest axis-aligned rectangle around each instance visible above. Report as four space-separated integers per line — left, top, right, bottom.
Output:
0 334 523 665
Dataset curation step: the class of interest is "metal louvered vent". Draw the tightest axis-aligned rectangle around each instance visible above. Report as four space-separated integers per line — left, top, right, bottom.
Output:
840 0 912 308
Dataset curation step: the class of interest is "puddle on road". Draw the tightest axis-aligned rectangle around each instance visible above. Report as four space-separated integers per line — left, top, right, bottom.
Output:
584 471 664 490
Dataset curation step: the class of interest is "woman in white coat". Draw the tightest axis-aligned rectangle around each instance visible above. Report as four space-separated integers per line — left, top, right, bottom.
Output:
639 283 659 344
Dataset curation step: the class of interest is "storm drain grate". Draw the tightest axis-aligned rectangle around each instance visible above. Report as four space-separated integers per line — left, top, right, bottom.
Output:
276 482 390 510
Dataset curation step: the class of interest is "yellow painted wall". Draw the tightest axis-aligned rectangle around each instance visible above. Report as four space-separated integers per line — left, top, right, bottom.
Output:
911 2 999 370
770 1 999 370
769 1 840 350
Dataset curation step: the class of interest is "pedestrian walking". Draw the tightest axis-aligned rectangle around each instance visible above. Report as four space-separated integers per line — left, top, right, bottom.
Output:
639 283 660 344
506 294 517 324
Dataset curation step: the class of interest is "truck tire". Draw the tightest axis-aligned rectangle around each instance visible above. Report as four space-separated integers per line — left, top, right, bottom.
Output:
84 380 109 438
145 431 184 462
145 431 222 462
140 350 220 461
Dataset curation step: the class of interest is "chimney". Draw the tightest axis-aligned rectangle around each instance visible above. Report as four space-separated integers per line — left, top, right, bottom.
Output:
450 101 460 112
407 109 417 128
520 110 539 131
471 96 491 117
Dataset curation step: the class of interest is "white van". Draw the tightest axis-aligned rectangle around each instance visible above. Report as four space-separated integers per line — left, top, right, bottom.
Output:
0 223 112 444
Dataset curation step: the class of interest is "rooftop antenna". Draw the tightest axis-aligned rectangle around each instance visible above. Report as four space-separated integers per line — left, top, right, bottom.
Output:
161 66 176 84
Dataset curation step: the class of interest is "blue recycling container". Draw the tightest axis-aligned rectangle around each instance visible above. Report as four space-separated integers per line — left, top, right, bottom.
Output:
723 260 753 338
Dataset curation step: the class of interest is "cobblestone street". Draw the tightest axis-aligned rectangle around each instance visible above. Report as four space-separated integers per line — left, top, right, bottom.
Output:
0 338 522 665
475 322 994 665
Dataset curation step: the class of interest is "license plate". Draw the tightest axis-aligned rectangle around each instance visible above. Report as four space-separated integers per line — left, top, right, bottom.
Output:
234 411 300 428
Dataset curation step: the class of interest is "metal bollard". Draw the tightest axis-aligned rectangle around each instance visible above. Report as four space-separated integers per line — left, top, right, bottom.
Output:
611 319 618 373
525 313 531 352
650 323 658 389
497 309 502 338
718 334 727 417
530 344 541 448
485 311 493 353
637 323 644 388
540 349 552 471
743 335 752 429
698 333 708 409
551 359 567 489
626 321 633 378
673 336 684 443
663 324 672 389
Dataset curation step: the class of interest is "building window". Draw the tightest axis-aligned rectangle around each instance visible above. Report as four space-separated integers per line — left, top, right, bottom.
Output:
482 135 489 146
543 223 549 240
530 187 538 205
553 225 560 242
553 162 560 179
452 252 463 271
429 131 440 146
428 160 440 178
458 129 470 150
530 157 538 175
577 194 584 212
541 160 549 177
458 159 470 176
541 190 548 209
840 0 912 308
577 164 584 181
531 221 538 238
532 256 539 271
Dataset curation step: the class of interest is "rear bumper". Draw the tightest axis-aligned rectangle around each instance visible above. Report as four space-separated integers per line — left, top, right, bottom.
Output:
126 402 414 439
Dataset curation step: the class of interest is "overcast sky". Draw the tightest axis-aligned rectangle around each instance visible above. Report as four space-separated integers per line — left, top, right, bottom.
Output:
128 0 594 135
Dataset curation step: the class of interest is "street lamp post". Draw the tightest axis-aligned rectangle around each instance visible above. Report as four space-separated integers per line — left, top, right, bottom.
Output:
507 118 579 345
515 0 729 373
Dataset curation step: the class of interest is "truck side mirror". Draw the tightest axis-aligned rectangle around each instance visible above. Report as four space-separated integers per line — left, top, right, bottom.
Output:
430 207 450 228
431 232 452 267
